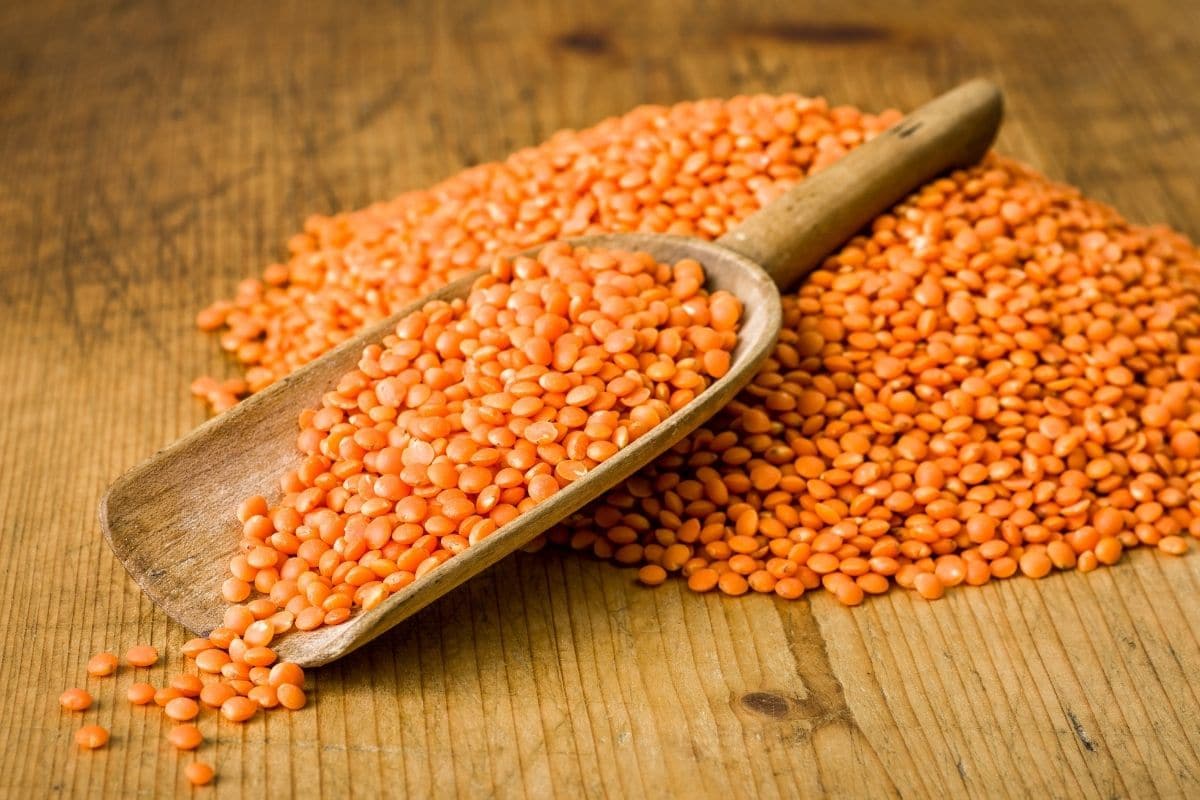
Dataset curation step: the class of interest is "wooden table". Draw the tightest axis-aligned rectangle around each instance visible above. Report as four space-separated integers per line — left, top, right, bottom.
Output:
3 1 1199 796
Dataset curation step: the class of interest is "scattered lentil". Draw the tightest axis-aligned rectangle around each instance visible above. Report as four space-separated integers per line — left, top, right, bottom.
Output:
167 724 203 751
165 697 200 722
59 688 92 712
276 683 307 710
126 645 159 668
75 725 109 750
170 674 204 697
127 683 157 705
86 652 118 677
248 685 279 709
220 696 259 723
199 682 238 708
267 662 305 689
185 762 215 786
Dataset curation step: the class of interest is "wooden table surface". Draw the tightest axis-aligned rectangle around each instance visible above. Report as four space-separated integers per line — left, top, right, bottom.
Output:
3 0 1199 797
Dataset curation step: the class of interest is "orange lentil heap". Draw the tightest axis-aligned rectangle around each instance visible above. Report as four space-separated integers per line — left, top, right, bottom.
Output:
193 96 902 409
557 157 1200 602
193 93 1200 608
225 243 739 631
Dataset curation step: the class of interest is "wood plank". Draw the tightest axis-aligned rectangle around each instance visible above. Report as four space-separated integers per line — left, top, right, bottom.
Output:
1 0 1198 796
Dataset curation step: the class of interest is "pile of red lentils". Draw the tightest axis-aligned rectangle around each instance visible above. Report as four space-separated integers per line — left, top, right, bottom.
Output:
190 93 1200 612
556 159 1200 602
226 243 739 634
192 96 903 409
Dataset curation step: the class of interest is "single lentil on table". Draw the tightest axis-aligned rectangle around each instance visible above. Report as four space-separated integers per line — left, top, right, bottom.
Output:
194 93 1200 610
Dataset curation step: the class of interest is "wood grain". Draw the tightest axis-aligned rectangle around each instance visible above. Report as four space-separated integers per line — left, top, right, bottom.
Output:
2 0 1199 797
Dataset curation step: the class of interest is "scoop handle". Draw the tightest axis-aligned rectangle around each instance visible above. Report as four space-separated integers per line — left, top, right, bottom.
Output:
717 79 1003 290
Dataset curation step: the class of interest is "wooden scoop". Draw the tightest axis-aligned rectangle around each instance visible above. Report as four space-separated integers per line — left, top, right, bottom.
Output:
101 80 1002 666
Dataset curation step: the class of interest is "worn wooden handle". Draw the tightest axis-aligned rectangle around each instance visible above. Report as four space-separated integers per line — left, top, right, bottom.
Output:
718 79 1003 289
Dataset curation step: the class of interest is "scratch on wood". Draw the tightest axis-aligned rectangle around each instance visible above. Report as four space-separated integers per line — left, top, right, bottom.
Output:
738 21 893 45
740 692 791 719
1067 710 1098 752
553 29 611 56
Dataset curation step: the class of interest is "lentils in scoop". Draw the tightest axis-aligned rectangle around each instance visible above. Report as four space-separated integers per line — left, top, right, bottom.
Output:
554 156 1199 602
225 243 740 632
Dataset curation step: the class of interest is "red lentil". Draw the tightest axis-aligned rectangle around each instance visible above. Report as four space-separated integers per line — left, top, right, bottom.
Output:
276 683 307 710
86 652 118 677
127 682 156 705
126 645 159 668
185 762 215 786
165 697 200 722
220 696 258 723
247 685 279 709
199 682 238 708
59 688 92 712
75 725 109 749
267 662 305 689
167 724 203 751
170 674 204 697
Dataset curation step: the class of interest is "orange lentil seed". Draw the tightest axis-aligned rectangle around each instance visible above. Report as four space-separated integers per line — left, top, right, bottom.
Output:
248 685 280 709
199 682 237 708
86 652 118 677
170 674 204 697
277 683 307 710
195 649 231 674
268 663 305 689
75 725 110 749
220 696 258 723
127 682 156 705
125 645 159 668
167 724 204 751
59 688 92 712
165 697 200 722
185 762 215 786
